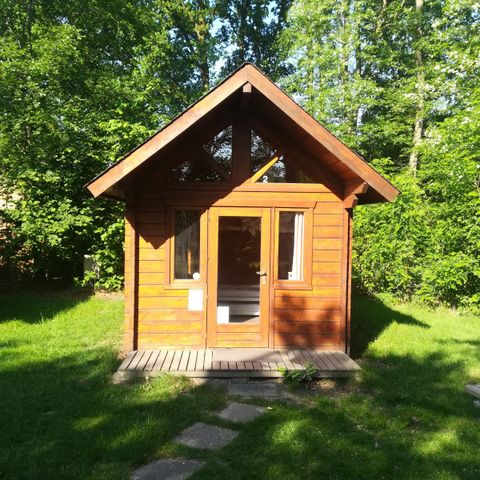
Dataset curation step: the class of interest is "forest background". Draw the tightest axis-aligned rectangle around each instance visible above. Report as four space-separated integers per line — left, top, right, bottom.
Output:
0 0 478 311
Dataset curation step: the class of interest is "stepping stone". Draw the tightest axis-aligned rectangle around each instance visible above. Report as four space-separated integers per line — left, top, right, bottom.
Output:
132 458 204 480
216 402 266 423
228 381 282 399
465 384 480 399
174 422 238 450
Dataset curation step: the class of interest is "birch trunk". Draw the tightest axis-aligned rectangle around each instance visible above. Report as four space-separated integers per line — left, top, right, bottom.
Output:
409 0 425 174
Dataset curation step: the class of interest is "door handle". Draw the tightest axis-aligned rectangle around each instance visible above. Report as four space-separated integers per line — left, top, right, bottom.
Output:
256 271 267 277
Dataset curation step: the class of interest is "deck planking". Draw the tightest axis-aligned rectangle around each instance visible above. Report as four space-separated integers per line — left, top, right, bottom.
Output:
117 348 360 378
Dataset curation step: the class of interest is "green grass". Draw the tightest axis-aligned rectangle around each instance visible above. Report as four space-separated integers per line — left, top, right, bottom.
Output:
0 291 479 479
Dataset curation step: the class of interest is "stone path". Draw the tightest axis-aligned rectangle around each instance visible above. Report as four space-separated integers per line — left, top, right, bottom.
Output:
131 401 268 479
216 402 266 423
228 381 283 399
465 384 480 399
465 384 480 408
174 422 238 450
132 459 205 480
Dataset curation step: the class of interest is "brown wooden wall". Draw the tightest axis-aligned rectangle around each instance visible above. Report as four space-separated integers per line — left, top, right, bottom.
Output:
124 184 349 352
131 198 205 350
273 199 345 350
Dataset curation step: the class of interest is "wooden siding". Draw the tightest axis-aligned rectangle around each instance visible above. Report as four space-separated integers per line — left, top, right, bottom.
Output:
128 185 348 352
273 200 346 350
132 197 205 349
123 195 138 352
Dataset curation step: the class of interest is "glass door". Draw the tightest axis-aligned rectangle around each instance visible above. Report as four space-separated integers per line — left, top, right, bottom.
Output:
207 207 271 347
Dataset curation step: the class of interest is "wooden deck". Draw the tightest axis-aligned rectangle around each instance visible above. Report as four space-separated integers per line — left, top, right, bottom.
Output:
117 349 361 378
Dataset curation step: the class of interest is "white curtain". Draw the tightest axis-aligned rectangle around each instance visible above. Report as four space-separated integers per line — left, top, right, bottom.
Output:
290 213 304 281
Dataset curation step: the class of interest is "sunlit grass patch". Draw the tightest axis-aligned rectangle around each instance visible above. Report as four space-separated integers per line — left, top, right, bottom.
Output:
0 290 478 479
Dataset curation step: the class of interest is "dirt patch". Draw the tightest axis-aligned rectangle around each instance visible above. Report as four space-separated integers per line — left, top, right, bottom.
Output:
308 378 358 399
94 290 123 300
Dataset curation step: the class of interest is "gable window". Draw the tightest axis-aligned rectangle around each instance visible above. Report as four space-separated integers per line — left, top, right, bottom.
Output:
256 155 315 183
165 158 223 183
162 126 232 184
251 129 276 174
203 125 233 179
173 210 201 280
250 129 315 183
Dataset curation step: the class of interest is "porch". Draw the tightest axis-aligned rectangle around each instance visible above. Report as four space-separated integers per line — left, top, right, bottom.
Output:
117 348 361 378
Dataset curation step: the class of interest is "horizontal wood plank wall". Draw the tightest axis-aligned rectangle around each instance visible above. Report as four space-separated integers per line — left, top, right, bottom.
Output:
273 198 345 350
132 185 346 351
135 196 204 349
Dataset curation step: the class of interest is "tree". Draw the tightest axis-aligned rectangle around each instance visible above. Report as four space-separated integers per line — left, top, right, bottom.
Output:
216 0 292 80
282 0 480 309
0 0 203 285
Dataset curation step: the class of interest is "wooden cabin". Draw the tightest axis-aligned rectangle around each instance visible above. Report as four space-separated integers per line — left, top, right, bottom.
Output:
87 63 399 358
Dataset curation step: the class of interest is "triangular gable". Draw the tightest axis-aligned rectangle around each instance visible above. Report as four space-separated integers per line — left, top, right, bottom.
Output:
86 63 399 203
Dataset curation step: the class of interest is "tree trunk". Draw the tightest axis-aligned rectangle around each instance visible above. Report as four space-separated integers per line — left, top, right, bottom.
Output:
195 0 211 91
409 0 425 175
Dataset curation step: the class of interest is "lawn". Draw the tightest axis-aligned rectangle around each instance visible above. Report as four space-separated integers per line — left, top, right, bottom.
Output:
0 291 478 479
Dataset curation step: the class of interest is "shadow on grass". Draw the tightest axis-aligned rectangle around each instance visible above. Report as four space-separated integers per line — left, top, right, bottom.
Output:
350 291 429 358
2 344 478 479
0 290 92 324
192 350 479 480
0 345 226 480
1 291 478 479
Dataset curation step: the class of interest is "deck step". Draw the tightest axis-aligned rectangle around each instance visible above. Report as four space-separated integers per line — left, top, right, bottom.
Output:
116 349 361 379
465 384 480 399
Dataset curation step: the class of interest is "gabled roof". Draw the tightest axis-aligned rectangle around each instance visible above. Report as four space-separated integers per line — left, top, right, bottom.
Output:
86 63 399 203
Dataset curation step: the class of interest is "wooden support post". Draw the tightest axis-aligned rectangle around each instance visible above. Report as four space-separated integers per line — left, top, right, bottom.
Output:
123 191 138 353
232 114 251 183
240 82 252 111
345 210 353 355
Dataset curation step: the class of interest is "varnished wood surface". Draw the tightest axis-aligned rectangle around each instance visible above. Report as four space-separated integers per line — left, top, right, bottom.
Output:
87 63 399 203
117 348 360 378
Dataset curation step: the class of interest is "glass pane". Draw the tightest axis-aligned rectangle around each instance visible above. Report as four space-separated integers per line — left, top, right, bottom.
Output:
278 212 304 281
164 158 223 183
256 155 315 183
251 129 276 174
174 210 200 279
203 126 232 179
217 216 261 324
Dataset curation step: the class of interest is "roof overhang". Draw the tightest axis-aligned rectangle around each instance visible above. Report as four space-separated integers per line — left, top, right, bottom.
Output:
86 63 399 204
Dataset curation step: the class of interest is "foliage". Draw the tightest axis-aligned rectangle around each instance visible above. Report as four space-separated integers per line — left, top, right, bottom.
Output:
282 0 480 310
353 90 480 311
279 361 317 385
215 0 293 80
0 0 478 306
78 216 125 291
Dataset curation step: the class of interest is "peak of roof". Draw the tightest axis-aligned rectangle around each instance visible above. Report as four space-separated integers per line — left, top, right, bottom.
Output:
87 63 399 203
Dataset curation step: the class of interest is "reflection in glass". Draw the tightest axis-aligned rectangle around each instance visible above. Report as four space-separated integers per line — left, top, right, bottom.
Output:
217 216 261 324
203 126 233 179
251 129 276 174
278 212 304 281
174 210 200 279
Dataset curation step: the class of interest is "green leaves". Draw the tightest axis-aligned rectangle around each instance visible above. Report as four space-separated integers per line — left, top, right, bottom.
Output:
0 0 478 308
282 0 480 311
